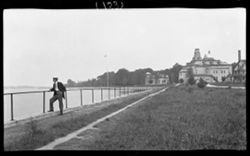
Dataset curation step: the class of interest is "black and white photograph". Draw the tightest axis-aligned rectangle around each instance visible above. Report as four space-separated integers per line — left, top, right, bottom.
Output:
3 2 246 151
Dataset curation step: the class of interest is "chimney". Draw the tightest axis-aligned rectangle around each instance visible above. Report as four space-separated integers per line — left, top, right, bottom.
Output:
238 50 241 62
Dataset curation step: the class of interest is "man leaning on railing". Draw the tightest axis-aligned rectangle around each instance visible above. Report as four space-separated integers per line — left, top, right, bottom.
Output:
48 77 66 115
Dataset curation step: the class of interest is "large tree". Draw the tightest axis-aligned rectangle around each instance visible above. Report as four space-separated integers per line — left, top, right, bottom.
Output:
66 79 76 87
169 63 183 83
114 68 130 86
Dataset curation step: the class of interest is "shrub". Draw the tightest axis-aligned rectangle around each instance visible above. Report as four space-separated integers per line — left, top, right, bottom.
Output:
179 79 184 83
197 78 207 88
222 76 226 82
188 76 196 85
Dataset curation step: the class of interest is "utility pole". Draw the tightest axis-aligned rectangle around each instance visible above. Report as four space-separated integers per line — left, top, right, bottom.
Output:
104 54 109 87
107 71 109 87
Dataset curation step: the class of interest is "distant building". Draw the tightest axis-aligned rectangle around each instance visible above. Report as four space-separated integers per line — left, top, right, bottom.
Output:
232 50 246 82
179 48 232 83
145 72 169 85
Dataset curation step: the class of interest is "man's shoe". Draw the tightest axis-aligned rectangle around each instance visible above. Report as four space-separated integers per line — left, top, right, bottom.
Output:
48 110 54 112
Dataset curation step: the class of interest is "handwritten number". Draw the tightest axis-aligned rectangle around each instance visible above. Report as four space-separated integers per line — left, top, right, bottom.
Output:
102 1 107 8
120 1 123 8
96 1 124 9
113 1 118 7
107 2 112 8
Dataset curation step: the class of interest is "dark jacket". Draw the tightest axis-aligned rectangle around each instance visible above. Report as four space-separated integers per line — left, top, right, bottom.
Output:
50 82 66 98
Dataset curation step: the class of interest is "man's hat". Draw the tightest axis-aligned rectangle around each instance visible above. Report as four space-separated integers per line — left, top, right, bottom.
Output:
53 77 58 80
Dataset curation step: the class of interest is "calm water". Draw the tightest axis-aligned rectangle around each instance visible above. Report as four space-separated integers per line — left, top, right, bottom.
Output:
4 87 132 123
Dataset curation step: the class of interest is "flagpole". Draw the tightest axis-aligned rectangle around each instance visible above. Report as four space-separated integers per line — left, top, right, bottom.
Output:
104 54 109 87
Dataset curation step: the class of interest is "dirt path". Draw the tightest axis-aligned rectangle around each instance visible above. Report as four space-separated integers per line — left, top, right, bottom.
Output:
206 84 245 89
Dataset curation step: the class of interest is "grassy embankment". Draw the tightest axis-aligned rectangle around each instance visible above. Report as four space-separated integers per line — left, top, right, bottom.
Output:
79 85 246 150
4 88 162 151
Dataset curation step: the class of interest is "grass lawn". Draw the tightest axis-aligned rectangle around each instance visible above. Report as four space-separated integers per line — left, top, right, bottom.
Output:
4 88 161 151
79 85 246 150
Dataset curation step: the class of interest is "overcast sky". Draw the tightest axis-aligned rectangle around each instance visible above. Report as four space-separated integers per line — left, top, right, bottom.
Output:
4 8 246 87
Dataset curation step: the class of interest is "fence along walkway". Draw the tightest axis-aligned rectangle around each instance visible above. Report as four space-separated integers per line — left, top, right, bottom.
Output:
4 87 155 122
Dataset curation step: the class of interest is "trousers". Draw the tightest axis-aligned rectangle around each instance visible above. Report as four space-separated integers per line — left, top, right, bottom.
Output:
49 91 63 114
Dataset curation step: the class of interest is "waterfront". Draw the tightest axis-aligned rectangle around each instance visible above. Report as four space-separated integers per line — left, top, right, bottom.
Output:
4 87 136 123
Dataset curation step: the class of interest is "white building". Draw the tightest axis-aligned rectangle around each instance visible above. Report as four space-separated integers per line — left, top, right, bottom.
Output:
179 48 232 83
145 72 169 85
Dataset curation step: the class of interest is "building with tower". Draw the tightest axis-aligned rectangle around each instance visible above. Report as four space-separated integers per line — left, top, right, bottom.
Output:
179 48 232 83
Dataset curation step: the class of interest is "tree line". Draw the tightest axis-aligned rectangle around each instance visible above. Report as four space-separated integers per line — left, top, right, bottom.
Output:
65 63 183 87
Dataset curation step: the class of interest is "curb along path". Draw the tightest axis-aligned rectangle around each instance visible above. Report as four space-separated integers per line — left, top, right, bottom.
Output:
37 87 167 150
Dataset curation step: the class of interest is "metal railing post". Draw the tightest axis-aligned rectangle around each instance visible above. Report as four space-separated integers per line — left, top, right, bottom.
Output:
108 88 110 100
114 88 116 98
43 91 45 113
65 91 68 108
119 87 121 96
101 88 103 102
92 89 94 104
10 93 14 121
80 89 83 106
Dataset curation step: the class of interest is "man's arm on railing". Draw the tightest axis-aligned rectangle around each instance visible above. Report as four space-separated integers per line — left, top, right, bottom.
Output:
49 87 54 91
